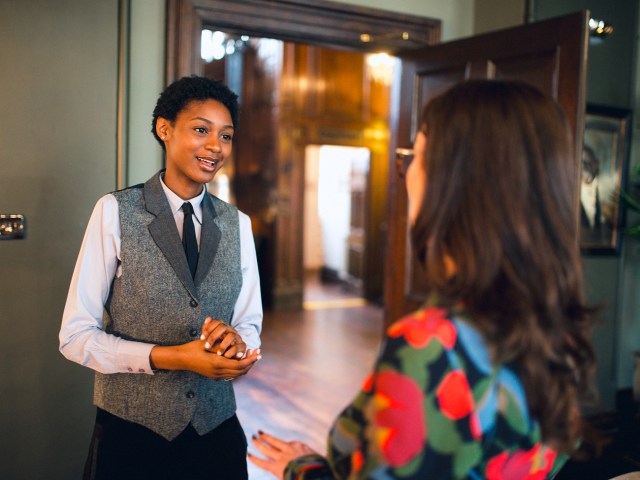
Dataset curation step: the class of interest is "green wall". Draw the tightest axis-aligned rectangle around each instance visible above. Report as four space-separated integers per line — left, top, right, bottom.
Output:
127 0 166 185
0 1 165 478
535 0 640 410
0 1 118 478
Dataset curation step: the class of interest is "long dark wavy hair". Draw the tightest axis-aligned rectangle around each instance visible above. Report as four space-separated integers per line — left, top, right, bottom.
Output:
411 80 595 453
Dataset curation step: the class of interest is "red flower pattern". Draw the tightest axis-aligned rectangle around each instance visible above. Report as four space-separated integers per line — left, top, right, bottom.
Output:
371 370 426 466
350 449 364 474
485 444 557 480
388 307 456 349
436 370 475 420
470 412 482 440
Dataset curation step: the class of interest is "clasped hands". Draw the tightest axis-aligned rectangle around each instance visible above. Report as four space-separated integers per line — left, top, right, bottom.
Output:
197 316 262 380
149 316 261 380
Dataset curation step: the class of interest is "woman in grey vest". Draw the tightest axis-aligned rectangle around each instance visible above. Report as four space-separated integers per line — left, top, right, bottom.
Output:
60 76 263 479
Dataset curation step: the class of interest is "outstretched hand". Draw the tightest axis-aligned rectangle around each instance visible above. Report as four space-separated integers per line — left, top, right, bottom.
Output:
248 431 318 478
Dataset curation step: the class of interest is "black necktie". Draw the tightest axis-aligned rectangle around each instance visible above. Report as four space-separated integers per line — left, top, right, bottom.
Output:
181 202 198 278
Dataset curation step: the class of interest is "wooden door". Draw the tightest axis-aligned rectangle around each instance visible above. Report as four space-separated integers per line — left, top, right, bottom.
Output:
384 12 590 325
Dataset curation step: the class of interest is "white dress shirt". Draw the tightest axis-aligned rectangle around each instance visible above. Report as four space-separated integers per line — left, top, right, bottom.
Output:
59 177 262 375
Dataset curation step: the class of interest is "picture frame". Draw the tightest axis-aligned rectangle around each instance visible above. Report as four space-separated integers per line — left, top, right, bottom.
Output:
580 104 631 255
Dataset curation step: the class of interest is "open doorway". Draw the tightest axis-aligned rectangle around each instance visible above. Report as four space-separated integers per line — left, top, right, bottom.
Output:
201 28 393 310
303 144 370 309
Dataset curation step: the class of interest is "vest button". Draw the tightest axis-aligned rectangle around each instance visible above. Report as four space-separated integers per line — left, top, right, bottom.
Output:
186 391 195 399
190 329 198 337
189 299 198 308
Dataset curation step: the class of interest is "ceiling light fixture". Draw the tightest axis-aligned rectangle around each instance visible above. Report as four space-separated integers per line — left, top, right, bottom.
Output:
589 17 613 45
360 32 410 43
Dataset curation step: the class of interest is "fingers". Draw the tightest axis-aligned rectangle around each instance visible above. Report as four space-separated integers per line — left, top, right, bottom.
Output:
201 318 235 347
218 333 244 358
254 430 290 451
200 318 245 357
248 432 317 478
221 341 246 359
247 451 275 472
210 349 261 380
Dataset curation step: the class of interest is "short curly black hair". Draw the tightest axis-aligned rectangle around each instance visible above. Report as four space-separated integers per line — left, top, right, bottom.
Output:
151 75 239 149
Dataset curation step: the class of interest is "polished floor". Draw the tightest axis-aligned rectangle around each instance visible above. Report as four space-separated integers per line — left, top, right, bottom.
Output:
235 277 383 479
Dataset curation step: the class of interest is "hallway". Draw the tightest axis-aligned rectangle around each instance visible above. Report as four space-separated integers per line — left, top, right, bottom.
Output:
235 280 384 479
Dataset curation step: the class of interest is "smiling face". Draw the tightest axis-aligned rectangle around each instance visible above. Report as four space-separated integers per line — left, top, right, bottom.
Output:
156 99 234 199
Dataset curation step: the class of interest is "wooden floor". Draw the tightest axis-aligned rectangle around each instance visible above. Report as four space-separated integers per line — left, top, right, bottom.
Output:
234 277 383 479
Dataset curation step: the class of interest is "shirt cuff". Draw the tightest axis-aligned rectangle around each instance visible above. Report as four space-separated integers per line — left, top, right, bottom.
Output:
114 339 156 374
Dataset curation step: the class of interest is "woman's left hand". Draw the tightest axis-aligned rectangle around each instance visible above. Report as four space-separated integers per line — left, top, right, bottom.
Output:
248 431 318 478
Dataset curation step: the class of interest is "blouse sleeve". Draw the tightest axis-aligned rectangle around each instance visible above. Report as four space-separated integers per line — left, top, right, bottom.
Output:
286 307 563 479
285 307 475 479
283 454 336 480
345 307 490 478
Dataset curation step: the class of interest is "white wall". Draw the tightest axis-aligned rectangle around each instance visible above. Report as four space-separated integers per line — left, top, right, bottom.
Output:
304 146 324 270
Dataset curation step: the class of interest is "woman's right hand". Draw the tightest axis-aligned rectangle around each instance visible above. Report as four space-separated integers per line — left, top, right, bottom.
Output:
149 341 261 380
248 431 319 478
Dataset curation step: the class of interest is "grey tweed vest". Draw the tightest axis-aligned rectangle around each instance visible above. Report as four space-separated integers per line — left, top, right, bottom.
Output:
94 172 243 440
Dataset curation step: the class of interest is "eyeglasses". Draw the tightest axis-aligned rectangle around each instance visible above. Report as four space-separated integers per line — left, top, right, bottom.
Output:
395 148 415 179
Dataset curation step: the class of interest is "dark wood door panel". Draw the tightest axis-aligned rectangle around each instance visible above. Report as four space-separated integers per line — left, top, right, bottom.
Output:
492 50 560 94
415 66 470 121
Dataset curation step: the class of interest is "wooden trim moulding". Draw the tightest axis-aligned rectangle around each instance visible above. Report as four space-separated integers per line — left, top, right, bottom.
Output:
166 0 441 82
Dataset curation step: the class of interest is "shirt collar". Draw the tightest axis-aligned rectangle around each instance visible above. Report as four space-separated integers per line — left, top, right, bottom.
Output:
159 174 206 225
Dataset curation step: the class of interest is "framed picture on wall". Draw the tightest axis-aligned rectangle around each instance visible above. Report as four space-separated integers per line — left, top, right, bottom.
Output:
580 104 631 255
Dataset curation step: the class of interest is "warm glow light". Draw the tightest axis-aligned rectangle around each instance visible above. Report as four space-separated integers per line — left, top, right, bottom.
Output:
201 30 233 62
201 29 225 62
588 17 613 45
366 53 396 86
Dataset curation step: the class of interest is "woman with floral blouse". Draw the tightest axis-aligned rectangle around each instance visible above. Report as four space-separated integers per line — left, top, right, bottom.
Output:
249 80 596 479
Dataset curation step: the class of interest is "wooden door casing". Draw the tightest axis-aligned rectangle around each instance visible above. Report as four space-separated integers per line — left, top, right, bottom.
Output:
166 0 440 310
166 0 440 82
385 11 590 325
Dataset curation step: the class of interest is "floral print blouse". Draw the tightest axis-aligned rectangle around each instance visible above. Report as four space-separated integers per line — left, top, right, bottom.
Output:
284 303 566 479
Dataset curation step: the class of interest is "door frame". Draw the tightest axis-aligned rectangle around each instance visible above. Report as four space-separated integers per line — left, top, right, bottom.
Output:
166 0 440 83
166 0 441 309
